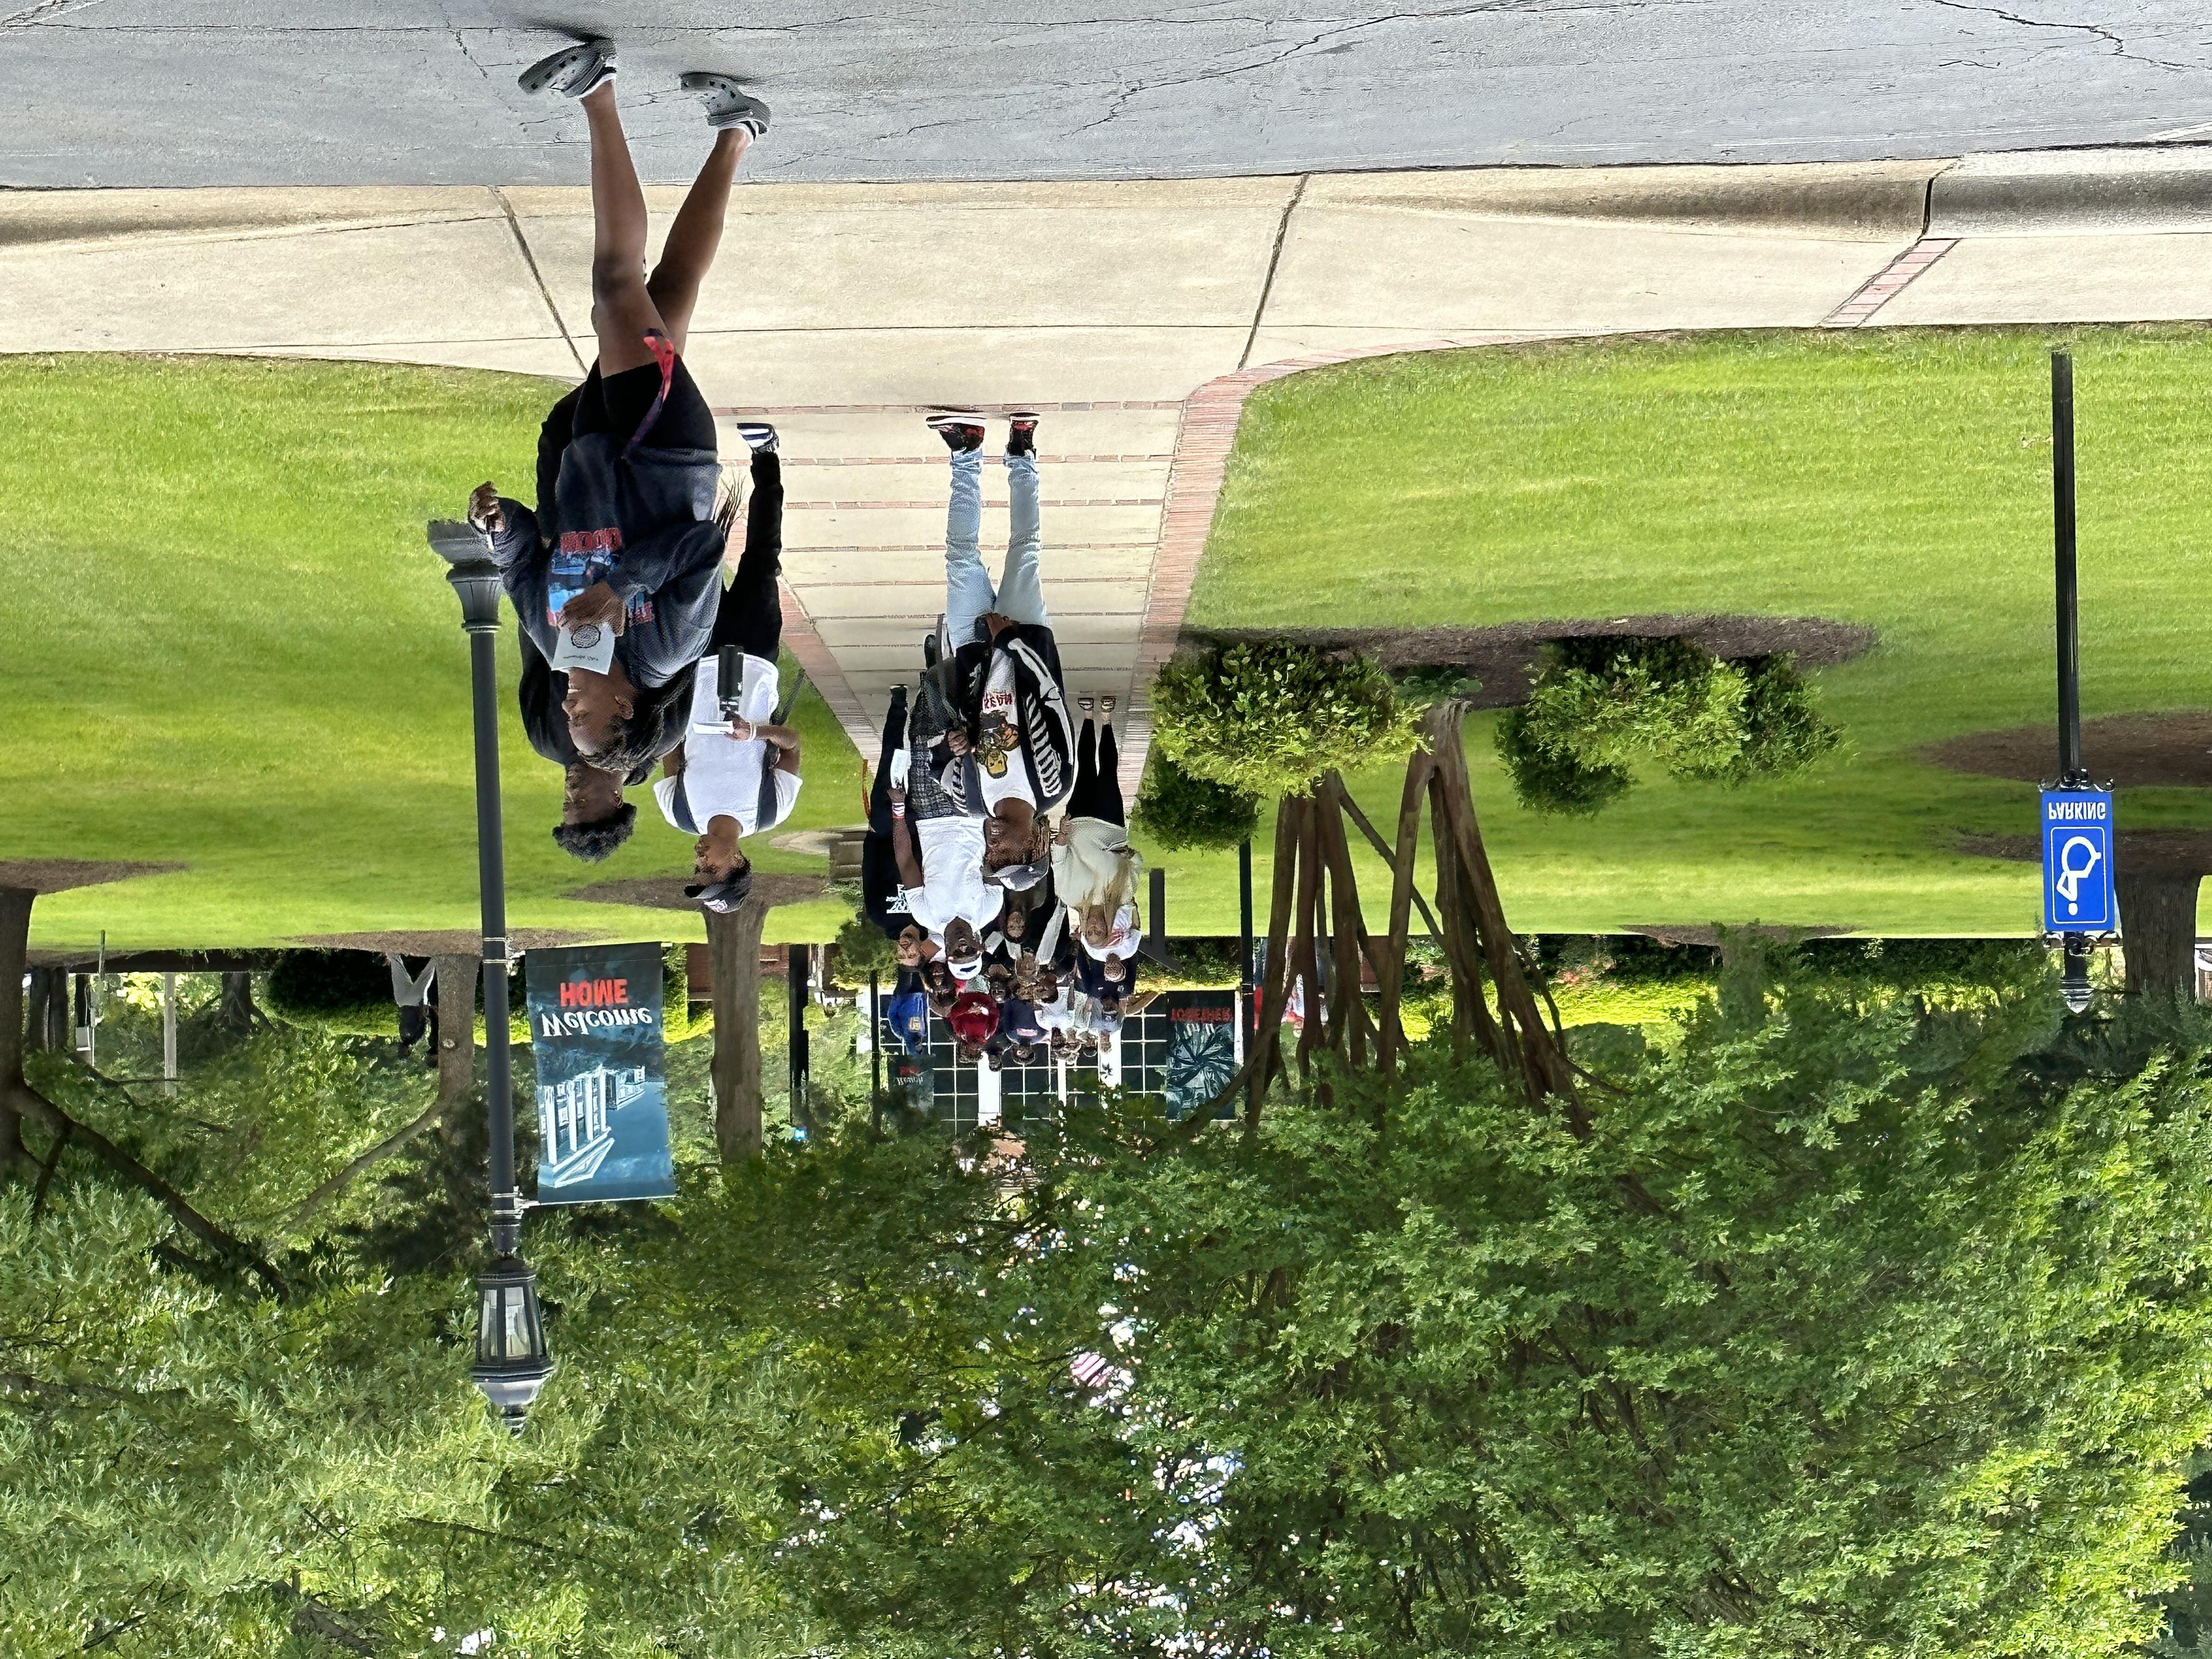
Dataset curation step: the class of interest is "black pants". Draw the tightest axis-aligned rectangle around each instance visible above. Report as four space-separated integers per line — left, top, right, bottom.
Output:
868 688 911 835
1070 719 1124 824
708 450 785 664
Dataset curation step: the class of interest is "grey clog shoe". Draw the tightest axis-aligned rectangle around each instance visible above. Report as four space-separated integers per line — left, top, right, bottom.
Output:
518 38 617 98
679 72 771 135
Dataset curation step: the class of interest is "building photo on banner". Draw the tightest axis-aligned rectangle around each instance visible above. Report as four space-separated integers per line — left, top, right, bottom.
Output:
525 943 675 1204
19 6 2212 1657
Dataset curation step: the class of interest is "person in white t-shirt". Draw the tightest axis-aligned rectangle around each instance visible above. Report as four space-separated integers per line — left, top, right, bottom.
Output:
656 646 803 894
888 772 995 980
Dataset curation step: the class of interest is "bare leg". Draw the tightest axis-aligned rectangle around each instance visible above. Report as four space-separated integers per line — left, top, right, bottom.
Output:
647 127 752 356
581 82 665 375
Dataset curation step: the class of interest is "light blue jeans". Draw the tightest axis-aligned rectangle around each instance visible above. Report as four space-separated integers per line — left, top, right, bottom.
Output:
945 451 1048 645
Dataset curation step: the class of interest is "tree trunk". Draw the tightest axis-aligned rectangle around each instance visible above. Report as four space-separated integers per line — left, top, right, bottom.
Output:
0 888 283 1288
2118 868 2203 1002
24 967 66 1053
708 902 769 1163
434 954 478 1122
0 889 35 1170
219 971 258 1033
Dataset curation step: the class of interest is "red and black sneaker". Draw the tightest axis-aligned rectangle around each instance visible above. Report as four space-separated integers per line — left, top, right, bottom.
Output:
926 411 986 453
1006 411 1040 458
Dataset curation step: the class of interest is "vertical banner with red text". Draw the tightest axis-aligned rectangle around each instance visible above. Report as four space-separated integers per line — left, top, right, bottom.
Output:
524 941 676 1204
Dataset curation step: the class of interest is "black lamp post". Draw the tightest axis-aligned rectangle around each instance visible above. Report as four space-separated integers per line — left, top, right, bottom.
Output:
428 520 554 1433
2045 354 2113 1016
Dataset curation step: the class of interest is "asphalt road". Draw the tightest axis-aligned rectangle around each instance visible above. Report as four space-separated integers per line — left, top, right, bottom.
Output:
5 0 2212 186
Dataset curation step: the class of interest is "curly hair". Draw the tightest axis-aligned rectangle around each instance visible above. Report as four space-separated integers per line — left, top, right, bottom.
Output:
575 672 701 780
578 714 661 780
550 802 637 862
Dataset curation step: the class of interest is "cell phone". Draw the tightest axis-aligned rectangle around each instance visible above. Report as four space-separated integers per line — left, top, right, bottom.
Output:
693 645 748 734
716 645 744 721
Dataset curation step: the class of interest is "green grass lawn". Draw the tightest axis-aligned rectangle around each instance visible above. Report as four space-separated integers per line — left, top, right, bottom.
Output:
1153 325 2212 937
0 354 861 951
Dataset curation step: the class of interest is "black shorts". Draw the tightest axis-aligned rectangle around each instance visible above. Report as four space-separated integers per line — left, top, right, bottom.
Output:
537 356 718 510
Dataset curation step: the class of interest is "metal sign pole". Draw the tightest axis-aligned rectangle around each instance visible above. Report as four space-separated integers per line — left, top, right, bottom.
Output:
2040 351 2114 1012
869 969 883 1132
788 944 811 1136
1238 838 1255 1043
161 973 178 1094
2053 352 2087 789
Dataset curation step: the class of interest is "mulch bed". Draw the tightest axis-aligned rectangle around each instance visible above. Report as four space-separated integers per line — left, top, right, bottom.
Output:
1958 828 2212 874
1186 616 1878 708
0 859 185 894
291 929 593 955
567 873 828 913
1927 712 2212 788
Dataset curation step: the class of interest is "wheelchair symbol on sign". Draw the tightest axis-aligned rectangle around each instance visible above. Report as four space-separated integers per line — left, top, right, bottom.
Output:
2053 834 2103 918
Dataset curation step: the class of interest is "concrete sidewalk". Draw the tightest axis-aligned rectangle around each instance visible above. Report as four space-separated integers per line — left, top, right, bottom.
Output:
7 152 2212 780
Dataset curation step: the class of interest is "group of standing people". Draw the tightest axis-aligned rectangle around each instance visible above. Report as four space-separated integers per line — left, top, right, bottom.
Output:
859 410 1147 1071
466 37 1147 1073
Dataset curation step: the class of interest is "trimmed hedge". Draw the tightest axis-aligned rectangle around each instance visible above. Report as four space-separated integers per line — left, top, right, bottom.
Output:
1500 638 1841 816
1153 641 1413 800
1134 757 1262 851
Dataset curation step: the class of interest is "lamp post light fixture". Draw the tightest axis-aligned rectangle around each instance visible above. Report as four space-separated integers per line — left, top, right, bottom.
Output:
472 1251 553 1432
429 520 555 1434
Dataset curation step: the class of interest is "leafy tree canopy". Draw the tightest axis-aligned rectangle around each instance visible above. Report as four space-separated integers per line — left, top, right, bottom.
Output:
11 956 2212 1657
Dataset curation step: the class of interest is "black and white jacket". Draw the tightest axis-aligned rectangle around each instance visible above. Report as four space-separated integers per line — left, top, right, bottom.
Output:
935 622 1075 815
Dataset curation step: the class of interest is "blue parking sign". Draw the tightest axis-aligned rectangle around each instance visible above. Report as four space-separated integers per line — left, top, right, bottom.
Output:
2040 789 2117 934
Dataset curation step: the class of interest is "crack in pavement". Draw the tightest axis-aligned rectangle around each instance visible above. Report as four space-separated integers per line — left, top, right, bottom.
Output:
1923 0 2204 72
699 14 885 31
1063 2 1564 134
0 0 107 27
451 28 492 78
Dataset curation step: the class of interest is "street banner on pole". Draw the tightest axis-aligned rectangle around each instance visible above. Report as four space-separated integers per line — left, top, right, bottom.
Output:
2040 789 2117 935
524 942 677 1204
1163 992 1239 1121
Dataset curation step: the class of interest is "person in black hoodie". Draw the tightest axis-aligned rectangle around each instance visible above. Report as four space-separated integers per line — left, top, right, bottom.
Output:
469 37 774 780
514 625 664 861
926 411 1076 895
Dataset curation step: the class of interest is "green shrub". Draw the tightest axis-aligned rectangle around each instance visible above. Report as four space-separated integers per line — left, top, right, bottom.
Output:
266 950 395 1032
1152 641 1413 800
1134 757 1262 851
1730 653 1845 781
1521 636 1748 773
1145 938 1245 989
1496 706 1632 817
1499 638 1839 815
831 911 900 988
661 943 710 1043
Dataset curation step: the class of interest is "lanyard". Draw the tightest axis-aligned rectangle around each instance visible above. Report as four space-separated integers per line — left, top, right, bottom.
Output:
621 328 678 459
